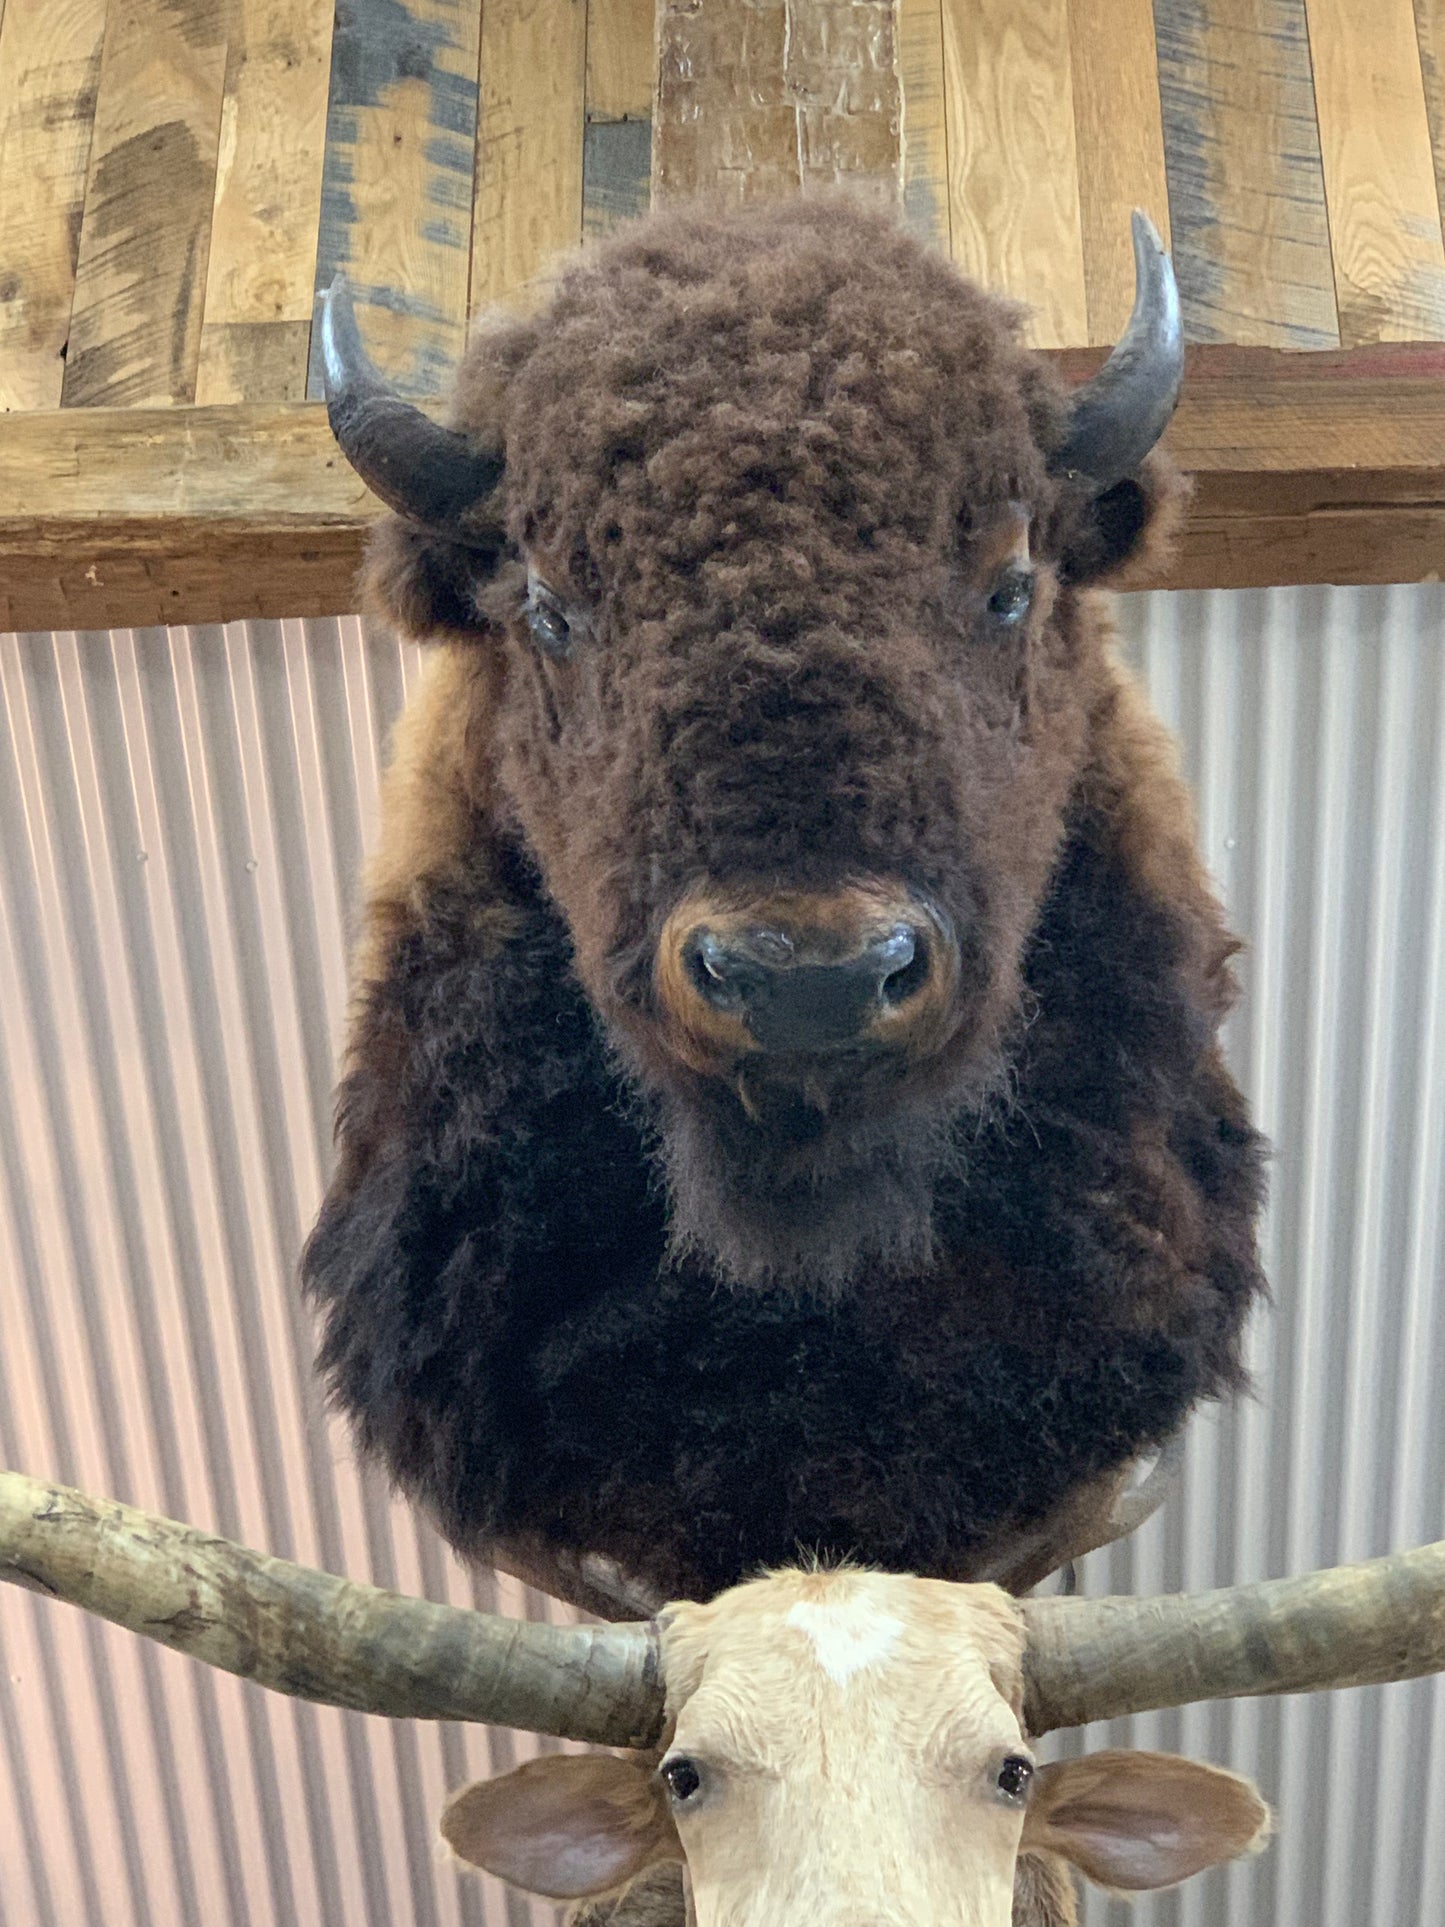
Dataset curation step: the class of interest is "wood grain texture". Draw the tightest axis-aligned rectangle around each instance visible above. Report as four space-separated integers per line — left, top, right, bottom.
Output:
586 0 654 121
62 0 229 407
306 0 482 401
3 350 1442 630
194 0 334 404
1068 0 1171 344
898 0 949 247
941 0 1088 348
1419 0 1445 236
1152 0 1338 347
0 0 108 411
471 0 587 307
1306 0 1445 343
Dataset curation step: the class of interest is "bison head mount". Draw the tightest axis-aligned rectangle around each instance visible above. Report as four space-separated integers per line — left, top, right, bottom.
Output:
323 199 1185 1290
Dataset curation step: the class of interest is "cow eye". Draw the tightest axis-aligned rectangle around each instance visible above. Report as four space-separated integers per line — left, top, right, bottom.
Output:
525 575 575 658
986 567 1035 627
660 1755 704 1805
994 1754 1034 1803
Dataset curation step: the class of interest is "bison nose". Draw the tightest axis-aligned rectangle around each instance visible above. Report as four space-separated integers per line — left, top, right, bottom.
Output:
690 924 923 1051
659 887 958 1059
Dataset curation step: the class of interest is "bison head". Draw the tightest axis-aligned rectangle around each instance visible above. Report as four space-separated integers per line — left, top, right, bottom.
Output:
325 199 1184 1289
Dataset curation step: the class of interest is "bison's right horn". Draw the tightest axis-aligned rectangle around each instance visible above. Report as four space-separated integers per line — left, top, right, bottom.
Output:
321 277 505 543
1050 211 1184 491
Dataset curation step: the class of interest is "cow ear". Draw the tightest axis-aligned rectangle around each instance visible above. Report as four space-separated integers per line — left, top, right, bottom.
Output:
441 1754 681 1899
1021 1750 1271 1892
363 515 507 645
1056 454 1189 589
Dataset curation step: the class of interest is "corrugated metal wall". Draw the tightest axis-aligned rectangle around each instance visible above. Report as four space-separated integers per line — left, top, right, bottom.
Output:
1 589 1442 1927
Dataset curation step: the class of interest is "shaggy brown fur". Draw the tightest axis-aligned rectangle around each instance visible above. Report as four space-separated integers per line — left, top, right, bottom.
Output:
303 197 1266 1604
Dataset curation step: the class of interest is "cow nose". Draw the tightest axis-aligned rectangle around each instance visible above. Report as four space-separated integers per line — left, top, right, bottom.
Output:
658 887 958 1059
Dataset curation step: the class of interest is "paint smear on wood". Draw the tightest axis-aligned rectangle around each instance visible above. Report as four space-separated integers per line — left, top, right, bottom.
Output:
0 0 108 411
898 0 950 250
1153 0 1338 347
582 119 651 242
63 0 229 408
306 0 481 401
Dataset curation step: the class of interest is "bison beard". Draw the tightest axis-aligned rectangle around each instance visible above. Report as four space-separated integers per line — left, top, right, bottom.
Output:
302 197 1267 1607
653 1066 980 1288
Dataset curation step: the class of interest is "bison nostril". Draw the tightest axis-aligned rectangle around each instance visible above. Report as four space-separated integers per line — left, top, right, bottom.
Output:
878 926 928 1007
687 931 753 1011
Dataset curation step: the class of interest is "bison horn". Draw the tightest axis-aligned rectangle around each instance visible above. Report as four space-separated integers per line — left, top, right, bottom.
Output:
1051 211 1184 490
320 277 505 542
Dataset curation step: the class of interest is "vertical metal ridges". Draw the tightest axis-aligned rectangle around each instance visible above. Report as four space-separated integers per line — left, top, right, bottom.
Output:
1 590 1442 1927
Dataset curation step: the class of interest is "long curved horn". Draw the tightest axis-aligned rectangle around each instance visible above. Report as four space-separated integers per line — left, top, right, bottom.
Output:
1051 211 1184 490
0 1471 663 1749
321 277 505 541
1023 1537 1445 1736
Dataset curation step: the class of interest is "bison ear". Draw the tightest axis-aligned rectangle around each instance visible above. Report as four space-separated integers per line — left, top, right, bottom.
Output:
441 1754 681 1900
362 514 508 645
1020 1750 1271 1893
1055 452 1189 590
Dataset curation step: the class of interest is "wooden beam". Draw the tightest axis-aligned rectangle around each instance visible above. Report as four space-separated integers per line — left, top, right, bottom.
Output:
1 345 1442 631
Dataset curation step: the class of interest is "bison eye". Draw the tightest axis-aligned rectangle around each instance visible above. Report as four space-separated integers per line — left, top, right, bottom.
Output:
524 574 575 658
994 1754 1034 1803
660 1755 704 1805
986 567 1035 627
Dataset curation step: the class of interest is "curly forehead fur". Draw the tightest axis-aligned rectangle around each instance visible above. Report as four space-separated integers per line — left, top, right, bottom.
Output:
305 196 1263 1614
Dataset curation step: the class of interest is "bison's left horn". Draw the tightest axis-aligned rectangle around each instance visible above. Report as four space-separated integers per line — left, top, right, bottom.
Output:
321 277 505 542
1051 211 1183 490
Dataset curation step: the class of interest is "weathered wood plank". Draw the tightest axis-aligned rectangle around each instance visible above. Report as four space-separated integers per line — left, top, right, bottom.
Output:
898 0 950 249
1068 0 1171 344
941 0 1088 348
586 0 654 121
0 399 374 628
654 0 798 204
472 0 588 307
1306 0 1445 343
61 0 229 407
654 0 900 207
0 0 108 410
789 0 901 194
306 0 482 401
1419 0 1445 235
194 0 334 403
3 348 1443 630
1152 0 1338 347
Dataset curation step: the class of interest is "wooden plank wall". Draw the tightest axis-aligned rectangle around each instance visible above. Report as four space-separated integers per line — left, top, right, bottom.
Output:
3 0 1445 419
2 0 1445 628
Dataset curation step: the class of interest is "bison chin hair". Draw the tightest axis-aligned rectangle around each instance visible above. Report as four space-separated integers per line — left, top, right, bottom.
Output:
647 1064 999 1293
